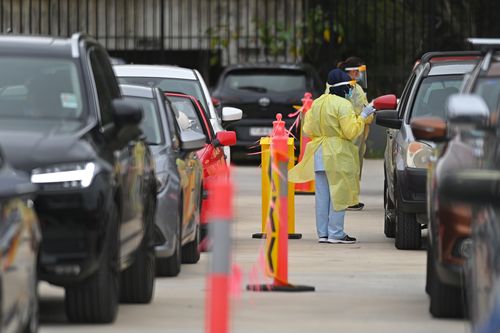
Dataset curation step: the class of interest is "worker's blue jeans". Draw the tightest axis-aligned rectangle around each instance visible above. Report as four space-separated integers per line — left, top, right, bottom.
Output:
314 145 346 239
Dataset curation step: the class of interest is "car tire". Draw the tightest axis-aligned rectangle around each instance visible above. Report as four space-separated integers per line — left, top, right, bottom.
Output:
428 246 466 318
156 205 182 277
182 225 200 264
120 198 156 303
425 245 431 295
394 186 421 250
65 201 119 323
384 177 395 238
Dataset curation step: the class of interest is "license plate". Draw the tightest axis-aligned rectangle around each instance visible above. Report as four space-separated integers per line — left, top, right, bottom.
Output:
250 127 273 137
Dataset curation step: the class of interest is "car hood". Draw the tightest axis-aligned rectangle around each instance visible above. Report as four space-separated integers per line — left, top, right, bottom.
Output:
0 118 95 172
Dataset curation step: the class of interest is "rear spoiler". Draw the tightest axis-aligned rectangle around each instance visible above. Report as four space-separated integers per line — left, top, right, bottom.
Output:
420 51 481 64
467 38 500 53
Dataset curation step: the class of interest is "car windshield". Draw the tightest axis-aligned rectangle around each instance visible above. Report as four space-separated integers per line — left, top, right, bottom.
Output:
0 57 85 120
475 77 500 113
167 96 205 136
410 75 463 120
223 70 307 93
118 76 209 118
123 96 164 145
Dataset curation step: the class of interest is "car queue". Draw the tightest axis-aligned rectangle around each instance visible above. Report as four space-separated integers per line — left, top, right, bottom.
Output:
0 33 242 331
375 38 500 331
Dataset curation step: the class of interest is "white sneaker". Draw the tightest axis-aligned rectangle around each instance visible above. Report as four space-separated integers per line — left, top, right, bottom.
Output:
318 237 328 243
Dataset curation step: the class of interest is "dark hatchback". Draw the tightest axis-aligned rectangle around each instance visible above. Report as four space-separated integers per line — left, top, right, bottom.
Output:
417 40 500 325
0 151 40 332
376 51 479 250
121 85 205 277
211 64 322 159
0 34 157 323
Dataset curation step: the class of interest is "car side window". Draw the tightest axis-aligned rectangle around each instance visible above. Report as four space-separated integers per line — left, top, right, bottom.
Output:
163 98 181 150
398 73 417 119
89 48 120 126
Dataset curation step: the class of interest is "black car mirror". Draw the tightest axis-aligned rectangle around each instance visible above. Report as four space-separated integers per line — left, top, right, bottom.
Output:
375 110 402 129
447 94 490 130
0 173 37 199
112 99 143 126
440 169 500 204
180 130 206 153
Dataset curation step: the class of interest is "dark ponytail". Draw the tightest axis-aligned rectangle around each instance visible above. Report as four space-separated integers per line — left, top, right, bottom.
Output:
340 56 365 69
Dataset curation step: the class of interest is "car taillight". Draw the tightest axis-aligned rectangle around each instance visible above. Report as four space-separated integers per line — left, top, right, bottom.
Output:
211 96 221 107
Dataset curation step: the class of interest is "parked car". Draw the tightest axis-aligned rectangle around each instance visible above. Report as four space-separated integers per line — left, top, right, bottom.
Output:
0 33 157 323
113 64 243 162
0 150 40 332
375 51 479 250
411 40 500 320
211 63 323 160
165 92 236 243
120 85 205 276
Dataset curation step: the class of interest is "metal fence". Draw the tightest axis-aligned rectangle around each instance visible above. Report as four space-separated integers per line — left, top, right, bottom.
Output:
0 0 498 94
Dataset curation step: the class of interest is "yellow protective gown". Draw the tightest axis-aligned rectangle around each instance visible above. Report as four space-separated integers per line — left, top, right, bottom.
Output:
351 83 372 178
288 93 367 211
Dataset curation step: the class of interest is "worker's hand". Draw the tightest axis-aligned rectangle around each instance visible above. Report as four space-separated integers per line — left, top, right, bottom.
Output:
361 104 376 119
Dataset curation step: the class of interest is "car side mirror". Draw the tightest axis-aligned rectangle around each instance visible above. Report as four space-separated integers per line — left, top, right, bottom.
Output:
221 107 243 122
113 99 143 126
180 129 206 153
410 117 447 142
376 110 401 129
213 131 236 147
0 172 37 199
447 94 490 129
373 94 398 111
440 169 500 204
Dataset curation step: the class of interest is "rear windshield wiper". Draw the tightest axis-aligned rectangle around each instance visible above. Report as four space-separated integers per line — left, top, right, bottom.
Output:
237 86 268 93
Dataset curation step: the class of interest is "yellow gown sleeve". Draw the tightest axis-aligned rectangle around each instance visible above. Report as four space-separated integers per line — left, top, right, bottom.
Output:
337 102 366 141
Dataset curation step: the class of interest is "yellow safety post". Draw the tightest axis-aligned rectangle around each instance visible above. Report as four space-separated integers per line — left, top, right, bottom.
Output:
247 113 314 292
252 115 301 239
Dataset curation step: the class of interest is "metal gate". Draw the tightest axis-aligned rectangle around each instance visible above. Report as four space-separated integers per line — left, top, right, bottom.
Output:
0 0 497 93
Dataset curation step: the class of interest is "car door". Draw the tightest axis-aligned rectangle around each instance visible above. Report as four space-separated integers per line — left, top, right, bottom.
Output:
386 72 417 198
89 47 145 256
164 96 199 242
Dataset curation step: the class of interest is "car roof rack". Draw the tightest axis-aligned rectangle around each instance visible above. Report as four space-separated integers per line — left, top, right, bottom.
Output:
467 38 500 52
420 51 481 64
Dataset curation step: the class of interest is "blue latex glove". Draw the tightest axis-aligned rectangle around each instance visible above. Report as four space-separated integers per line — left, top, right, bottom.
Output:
361 104 376 119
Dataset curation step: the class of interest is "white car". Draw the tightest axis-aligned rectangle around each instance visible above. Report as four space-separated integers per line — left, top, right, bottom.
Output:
113 65 243 161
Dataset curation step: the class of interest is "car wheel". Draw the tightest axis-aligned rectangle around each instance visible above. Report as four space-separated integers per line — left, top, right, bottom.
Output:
156 203 182 277
65 201 119 323
394 186 421 250
182 224 201 264
428 246 466 318
120 198 156 303
425 245 431 295
384 177 395 238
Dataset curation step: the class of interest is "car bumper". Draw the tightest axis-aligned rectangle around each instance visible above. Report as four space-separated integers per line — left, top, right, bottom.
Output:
396 167 427 215
35 174 112 287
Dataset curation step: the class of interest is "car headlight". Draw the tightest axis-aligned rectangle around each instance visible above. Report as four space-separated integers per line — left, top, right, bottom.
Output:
31 162 96 189
156 172 169 193
406 142 432 169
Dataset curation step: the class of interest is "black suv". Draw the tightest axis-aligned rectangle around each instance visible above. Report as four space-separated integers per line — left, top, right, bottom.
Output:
376 51 479 250
0 34 157 323
211 63 322 159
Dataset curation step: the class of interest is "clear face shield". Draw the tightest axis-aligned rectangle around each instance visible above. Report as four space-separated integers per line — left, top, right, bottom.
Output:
345 65 367 90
